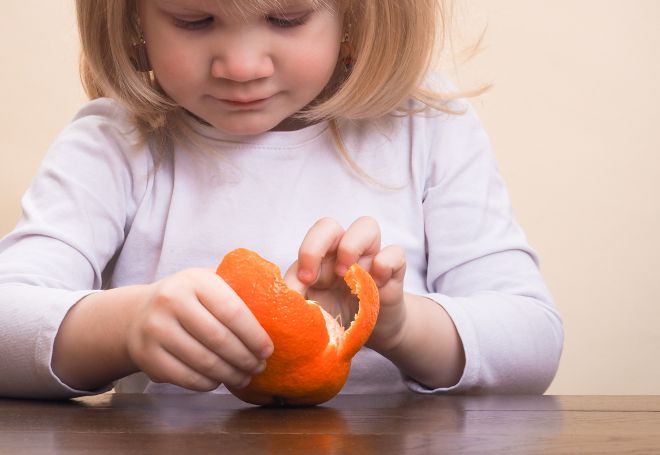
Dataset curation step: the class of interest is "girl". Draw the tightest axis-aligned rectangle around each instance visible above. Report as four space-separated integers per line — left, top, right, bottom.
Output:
0 0 563 398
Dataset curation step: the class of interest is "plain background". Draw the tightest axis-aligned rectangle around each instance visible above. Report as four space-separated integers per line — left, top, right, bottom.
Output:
1 1 658 394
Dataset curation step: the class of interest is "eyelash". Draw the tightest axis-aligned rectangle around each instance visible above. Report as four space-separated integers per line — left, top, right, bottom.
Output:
173 17 214 30
266 14 310 28
173 13 310 31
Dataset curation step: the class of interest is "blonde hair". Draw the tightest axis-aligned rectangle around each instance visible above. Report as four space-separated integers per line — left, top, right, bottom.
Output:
76 0 466 154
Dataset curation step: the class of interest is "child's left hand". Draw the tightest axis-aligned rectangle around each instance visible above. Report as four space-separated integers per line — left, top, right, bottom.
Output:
284 216 408 353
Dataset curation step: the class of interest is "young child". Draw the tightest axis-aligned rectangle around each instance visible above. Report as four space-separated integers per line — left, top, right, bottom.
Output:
0 0 563 398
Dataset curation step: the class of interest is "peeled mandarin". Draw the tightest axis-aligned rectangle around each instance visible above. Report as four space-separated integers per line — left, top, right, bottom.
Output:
216 248 380 406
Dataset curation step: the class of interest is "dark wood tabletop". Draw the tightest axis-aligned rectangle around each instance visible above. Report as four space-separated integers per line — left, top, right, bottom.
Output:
1 393 659 454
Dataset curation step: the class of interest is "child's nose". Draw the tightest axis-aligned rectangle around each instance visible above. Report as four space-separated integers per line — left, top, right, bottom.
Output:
210 41 274 82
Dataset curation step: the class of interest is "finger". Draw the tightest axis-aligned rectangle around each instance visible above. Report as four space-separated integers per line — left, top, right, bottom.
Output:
159 321 254 389
371 245 407 288
296 218 345 285
283 260 308 295
175 294 268 375
335 216 381 275
145 346 224 392
193 269 274 360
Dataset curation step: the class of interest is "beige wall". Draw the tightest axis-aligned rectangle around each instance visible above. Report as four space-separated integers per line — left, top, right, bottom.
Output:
455 0 660 394
2 1 659 394
1 3 87 230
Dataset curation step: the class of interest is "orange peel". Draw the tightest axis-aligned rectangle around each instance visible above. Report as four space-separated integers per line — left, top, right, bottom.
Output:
216 248 380 406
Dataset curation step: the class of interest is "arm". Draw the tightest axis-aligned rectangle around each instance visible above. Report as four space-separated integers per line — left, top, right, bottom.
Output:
413 101 564 393
286 212 560 394
1 100 271 398
373 293 465 389
285 102 563 394
51 286 142 391
52 270 273 393
0 101 140 398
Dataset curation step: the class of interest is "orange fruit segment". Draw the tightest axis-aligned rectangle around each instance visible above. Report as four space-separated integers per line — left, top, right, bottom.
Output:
216 248 380 406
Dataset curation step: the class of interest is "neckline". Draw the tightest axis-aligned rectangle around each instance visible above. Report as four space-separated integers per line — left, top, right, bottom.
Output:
186 115 330 149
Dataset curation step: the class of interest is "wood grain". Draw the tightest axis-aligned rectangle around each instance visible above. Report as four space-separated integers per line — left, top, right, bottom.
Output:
1 394 659 454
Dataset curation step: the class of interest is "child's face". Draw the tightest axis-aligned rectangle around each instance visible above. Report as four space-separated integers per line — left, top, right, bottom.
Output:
138 0 343 135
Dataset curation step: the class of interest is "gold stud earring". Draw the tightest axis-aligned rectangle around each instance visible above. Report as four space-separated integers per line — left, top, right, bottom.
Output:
339 25 354 73
131 35 151 72
131 16 151 72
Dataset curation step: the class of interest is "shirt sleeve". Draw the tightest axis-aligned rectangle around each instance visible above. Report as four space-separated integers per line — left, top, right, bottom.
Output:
407 102 564 394
0 99 149 398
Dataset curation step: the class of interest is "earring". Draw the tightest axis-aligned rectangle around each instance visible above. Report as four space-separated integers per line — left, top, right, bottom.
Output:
339 26 354 73
131 36 151 72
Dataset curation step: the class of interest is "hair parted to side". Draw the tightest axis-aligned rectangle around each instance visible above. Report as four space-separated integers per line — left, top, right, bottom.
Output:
76 0 466 152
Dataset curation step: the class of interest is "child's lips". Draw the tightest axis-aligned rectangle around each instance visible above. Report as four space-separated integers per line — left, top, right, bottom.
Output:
225 98 266 106
215 95 274 108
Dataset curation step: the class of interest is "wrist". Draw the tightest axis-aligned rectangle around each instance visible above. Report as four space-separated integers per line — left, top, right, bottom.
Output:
53 285 146 390
116 284 154 373
370 294 466 389
366 293 411 355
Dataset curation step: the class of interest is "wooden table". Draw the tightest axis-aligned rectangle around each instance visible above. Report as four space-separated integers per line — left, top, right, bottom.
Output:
1 393 659 454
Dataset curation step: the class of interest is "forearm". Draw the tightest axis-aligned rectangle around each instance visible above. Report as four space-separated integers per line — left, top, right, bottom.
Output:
375 294 465 389
52 286 145 391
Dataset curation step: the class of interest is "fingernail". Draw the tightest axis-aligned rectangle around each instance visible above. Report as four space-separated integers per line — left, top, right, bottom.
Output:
260 345 274 359
253 361 267 374
298 269 313 283
336 264 348 276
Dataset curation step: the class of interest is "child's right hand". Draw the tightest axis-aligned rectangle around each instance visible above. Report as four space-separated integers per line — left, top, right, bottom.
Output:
126 268 273 392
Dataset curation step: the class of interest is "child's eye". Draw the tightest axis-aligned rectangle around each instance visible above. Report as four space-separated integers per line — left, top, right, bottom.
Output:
173 16 214 30
266 12 310 28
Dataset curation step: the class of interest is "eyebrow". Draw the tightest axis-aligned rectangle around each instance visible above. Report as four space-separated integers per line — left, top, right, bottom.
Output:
225 0 329 15
153 0 332 22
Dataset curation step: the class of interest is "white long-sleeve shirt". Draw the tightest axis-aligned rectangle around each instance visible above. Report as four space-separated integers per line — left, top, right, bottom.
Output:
0 98 563 398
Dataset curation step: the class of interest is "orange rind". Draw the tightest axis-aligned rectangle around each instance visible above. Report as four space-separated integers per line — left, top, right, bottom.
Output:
216 248 380 406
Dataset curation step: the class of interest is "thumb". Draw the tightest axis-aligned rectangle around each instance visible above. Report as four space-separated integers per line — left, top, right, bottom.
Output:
283 260 308 296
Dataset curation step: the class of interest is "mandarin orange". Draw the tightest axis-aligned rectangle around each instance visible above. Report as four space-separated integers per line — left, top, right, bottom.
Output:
216 248 380 406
